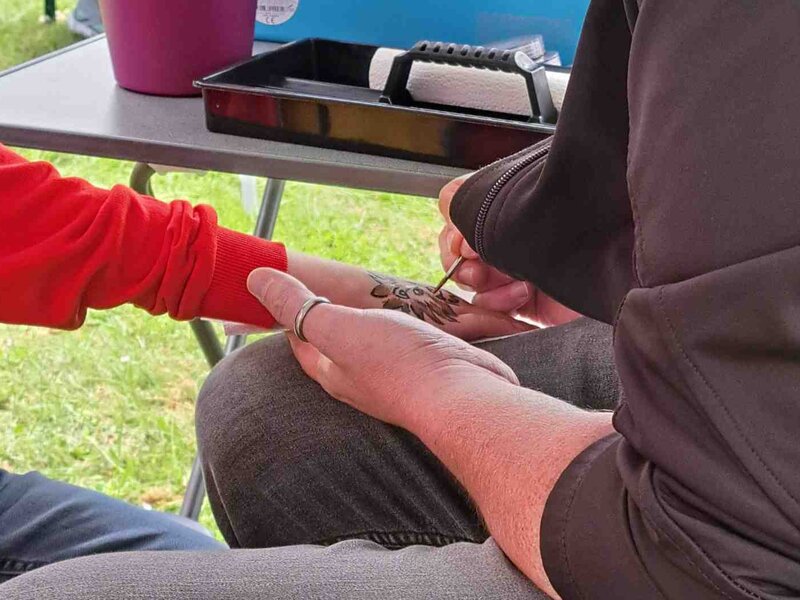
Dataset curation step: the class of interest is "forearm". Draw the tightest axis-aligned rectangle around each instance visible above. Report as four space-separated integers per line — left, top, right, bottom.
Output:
287 251 386 309
288 251 464 324
286 251 534 341
0 145 286 329
404 381 614 597
448 0 637 325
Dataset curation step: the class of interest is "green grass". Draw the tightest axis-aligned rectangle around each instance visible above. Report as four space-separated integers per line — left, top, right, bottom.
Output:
0 0 80 70
0 3 443 537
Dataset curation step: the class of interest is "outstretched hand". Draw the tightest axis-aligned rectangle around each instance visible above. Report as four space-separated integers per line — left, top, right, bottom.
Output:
227 252 536 342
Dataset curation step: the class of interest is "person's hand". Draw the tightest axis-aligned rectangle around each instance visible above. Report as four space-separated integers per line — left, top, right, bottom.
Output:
225 283 533 341
247 269 520 427
227 251 536 342
438 175 581 327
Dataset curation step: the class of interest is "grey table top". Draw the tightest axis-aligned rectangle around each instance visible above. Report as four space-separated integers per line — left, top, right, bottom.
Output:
0 37 465 197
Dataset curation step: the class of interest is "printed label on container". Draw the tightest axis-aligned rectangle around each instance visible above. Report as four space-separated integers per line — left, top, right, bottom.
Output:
256 0 299 25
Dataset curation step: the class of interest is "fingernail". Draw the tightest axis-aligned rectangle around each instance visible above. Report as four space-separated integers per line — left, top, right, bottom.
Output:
461 240 479 259
510 281 532 302
455 281 475 292
446 229 457 251
247 268 273 300
457 262 474 286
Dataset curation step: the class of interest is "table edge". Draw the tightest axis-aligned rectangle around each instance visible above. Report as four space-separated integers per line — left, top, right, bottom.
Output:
0 36 465 198
0 35 105 81
1 125 462 198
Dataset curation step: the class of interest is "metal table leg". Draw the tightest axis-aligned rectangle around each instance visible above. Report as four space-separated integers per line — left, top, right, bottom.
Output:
190 320 225 367
44 0 56 21
130 163 286 521
129 162 155 196
254 178 285 239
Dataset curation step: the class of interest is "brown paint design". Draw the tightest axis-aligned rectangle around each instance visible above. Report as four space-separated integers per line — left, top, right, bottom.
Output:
368 273 462 325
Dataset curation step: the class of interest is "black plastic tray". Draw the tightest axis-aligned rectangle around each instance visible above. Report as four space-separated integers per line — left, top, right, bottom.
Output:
197 39 557 170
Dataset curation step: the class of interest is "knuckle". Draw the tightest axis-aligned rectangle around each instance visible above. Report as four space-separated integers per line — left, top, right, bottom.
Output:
503 362 520 385
317 356 335 382
305 305 332 343
304 304 353 352
500 363 520 385
269 286 295 324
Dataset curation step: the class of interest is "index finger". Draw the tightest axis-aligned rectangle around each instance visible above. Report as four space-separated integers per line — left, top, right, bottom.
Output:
438 173 473 220
247 268 350 355
459 238 480 260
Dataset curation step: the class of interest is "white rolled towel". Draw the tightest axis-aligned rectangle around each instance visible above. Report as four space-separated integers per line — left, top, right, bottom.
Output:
368 47 570 118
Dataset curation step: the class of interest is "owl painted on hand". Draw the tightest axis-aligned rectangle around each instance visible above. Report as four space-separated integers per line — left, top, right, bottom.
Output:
369 273 461 325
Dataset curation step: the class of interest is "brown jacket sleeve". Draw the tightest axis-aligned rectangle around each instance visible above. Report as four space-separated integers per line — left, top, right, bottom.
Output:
449 0 638 323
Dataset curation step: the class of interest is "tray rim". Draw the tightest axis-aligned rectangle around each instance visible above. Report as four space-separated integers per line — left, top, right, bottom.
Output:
195 38 560 135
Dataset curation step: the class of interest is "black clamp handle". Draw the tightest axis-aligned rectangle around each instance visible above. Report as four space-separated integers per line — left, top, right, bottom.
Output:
379 41 557 125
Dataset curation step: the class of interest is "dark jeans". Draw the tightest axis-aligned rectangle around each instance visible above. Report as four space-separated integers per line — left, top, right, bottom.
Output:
0 470 223 582
198 318 619 552
2 318 617 599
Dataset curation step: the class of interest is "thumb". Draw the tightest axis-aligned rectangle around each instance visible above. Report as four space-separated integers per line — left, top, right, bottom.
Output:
438 172 473 219
247 268 345 353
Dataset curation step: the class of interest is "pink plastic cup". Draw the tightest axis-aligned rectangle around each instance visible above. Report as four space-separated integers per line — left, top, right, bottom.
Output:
100 0 257 97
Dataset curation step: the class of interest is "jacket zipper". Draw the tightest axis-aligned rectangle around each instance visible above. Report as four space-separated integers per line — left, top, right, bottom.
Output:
474 140 552 259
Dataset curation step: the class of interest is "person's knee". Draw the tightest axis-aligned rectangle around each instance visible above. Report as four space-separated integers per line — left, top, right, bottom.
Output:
196 334 299 459
0 551 229 600
195 331 376 496
1 555 118 600
195 332 345 490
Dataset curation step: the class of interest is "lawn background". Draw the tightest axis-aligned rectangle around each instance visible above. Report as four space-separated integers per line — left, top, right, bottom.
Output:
0 0 442 536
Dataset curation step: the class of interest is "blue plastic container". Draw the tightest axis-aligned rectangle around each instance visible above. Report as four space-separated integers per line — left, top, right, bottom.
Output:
254 0 589 65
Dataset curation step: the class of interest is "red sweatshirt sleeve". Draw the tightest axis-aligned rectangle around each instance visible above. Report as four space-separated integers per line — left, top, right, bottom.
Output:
0 145 287 329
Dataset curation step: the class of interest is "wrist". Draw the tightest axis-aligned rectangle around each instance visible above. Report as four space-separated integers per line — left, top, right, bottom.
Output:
286 251 378 309
200 227 287 327
404 377 613 449
402 375 519 439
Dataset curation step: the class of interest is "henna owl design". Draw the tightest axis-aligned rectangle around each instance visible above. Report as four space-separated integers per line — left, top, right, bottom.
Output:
368 273 462 325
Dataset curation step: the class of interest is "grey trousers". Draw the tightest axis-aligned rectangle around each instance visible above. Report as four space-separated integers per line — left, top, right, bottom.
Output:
1 318 618 599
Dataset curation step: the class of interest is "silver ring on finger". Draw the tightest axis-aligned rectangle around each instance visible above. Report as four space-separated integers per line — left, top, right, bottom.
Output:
293 297 331 343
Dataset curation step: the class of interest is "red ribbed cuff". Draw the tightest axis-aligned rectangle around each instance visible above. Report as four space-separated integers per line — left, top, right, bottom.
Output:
199 227 288 328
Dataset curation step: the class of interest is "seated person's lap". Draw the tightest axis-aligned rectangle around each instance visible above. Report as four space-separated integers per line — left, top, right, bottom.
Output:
0 538 548 600
195 317 616 551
